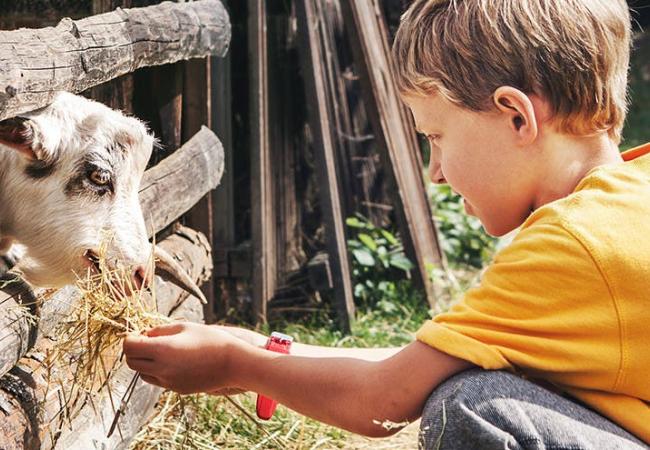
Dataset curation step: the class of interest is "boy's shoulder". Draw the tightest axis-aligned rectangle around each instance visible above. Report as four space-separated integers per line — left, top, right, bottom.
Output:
519 150 650 268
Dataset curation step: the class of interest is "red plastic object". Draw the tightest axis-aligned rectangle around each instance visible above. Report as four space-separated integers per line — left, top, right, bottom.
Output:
256 332 293 420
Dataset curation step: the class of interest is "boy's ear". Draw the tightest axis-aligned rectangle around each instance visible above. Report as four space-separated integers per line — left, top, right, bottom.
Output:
0 117 54 161
493 86 538 145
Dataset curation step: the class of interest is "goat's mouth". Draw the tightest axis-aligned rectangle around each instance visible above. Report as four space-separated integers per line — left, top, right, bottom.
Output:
83 249 102 274
81 247 207 305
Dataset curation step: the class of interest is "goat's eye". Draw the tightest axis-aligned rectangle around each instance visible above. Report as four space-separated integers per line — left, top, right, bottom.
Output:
88 169 111 187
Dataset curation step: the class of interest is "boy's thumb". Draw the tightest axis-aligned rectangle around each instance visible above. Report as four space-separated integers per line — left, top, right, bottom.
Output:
144 322 186 338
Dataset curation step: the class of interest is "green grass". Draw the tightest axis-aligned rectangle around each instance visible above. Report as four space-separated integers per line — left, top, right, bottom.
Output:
129 289 436 450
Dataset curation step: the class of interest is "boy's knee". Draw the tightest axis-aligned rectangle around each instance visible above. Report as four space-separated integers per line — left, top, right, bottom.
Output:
419 369 519 450
418 369 647 450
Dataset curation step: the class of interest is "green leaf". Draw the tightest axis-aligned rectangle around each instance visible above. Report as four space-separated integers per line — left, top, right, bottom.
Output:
352 249 375 266
346 217 365 228
357 233 378 252
389 254 415 272
380 229 398 245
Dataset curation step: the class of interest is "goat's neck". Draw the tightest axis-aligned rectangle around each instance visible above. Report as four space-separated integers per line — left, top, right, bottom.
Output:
0 149 19 245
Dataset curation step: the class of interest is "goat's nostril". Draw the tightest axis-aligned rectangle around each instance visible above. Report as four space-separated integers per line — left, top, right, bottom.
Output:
132 266 148 290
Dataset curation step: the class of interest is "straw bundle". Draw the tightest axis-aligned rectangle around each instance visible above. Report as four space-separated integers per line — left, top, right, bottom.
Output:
42 238 169 432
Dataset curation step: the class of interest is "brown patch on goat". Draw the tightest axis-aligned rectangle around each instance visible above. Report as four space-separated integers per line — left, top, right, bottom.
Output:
25 159 57 179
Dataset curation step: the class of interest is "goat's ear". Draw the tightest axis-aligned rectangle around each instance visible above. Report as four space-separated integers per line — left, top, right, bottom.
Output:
0 117 57 162
0 117 39 160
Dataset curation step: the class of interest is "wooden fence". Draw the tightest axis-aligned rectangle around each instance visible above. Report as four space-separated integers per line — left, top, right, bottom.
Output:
0 1 228 448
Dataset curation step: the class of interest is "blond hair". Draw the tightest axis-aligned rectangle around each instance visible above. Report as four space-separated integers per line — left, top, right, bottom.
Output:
392 0 631 142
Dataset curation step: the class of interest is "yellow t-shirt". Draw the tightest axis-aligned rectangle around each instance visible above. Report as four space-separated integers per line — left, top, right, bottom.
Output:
417 142 650 444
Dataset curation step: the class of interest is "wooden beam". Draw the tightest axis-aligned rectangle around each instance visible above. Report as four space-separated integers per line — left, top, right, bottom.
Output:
0 227 211 450
0 0 231 120
340 0 445 308
139 126 225 238
88 0 134 115
296 0 355 332
153 63 184 153
249 0 277 326
182 56 217 320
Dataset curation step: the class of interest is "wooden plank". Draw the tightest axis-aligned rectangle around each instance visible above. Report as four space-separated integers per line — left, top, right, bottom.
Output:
88 0 135 114
296 0 355 332
154 63 184 153
139 126 225 238
248 0 277 325
340 0 445 308
182 56 217 321
267 11 305 284
307 252 334 291
0 227 211 450
211 51 235 277
0 0 231 120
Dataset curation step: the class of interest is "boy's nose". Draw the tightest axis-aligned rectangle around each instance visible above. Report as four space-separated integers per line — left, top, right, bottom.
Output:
428 161 446 184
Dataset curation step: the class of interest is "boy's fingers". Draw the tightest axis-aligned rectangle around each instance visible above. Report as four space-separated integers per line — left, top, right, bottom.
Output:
126 357 158 375
144 322 187 338
139 374 164 388
123 333 159 359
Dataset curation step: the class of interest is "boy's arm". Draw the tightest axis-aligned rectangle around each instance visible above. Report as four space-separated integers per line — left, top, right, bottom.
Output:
236 339 472 437
217 325 404 361
123 322 472 437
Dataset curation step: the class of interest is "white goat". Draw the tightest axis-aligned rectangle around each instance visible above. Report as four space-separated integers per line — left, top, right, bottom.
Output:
0 92 204 300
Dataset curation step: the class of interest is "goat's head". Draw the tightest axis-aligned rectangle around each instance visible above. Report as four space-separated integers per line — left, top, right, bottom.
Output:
0 92 192 296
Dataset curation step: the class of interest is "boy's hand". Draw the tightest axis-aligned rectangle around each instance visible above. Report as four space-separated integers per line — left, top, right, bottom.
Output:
123 321 248 394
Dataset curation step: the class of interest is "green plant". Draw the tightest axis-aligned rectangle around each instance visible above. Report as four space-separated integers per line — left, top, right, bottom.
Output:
428 184 497 268
346 214 418 312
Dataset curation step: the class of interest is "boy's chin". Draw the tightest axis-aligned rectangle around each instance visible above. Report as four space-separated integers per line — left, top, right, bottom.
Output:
480 217 521 238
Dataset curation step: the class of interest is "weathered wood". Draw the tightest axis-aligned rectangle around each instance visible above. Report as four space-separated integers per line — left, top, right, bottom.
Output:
307 252 333 291
153 63 184 152
0 0 231 120
182 56 217 321
249 0 277 325
296 0 355 332
139 126 225 237
86 1 135 113
340 0 445 308
268 11 305 285
0 226 211 450
211 43 235 275
0 127 224 379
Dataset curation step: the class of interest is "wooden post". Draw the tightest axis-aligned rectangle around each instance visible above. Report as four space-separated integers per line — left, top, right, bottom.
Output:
340 0 445 308
182 57 217 321
88 0 134 116
211 2 239 319
249 0 277 326
296 0 355 332
0 0 231 120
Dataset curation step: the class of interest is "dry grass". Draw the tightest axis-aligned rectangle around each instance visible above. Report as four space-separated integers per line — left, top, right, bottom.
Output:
42 238 168 431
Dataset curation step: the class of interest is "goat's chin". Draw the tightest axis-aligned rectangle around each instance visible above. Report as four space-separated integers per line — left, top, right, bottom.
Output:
15 258 81 289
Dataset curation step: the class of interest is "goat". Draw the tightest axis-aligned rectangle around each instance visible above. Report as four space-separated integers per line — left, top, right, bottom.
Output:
0 92 205 301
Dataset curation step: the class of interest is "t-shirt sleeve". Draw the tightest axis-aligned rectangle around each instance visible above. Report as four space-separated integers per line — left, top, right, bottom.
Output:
417 220 620 386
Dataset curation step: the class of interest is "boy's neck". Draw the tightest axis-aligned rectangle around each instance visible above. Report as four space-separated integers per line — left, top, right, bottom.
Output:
533 132 622 211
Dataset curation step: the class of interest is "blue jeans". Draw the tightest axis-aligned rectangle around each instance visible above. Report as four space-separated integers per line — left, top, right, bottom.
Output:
419 369 648 450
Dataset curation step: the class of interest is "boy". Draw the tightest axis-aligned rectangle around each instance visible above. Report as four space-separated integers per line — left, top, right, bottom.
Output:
123 0 649 448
